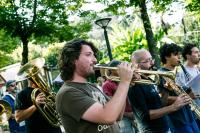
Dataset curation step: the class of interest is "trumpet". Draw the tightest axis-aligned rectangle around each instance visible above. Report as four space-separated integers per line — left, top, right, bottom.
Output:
94 65 175 85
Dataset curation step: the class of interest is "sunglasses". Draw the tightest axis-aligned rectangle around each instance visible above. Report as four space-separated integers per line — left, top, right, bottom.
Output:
10 84 16 87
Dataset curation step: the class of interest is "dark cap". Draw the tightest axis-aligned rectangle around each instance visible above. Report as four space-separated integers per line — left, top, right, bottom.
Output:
108 60 121 67
6 80 16 88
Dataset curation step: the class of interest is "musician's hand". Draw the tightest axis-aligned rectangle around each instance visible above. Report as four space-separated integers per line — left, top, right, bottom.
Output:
189 92 200 99
35 93 46 105
164 82 173 91
172 94 191 111
131 62 141 83
132 72 141 81
118 62 134 84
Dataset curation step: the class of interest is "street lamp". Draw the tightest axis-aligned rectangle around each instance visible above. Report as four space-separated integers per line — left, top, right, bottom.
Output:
95 18 113 61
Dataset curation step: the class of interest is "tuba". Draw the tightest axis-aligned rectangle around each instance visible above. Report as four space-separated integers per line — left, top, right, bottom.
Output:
16 58 61 127
0 100 12 125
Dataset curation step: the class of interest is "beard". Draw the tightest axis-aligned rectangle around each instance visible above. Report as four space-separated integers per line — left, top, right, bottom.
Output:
192 59 200 65
86 71 95 81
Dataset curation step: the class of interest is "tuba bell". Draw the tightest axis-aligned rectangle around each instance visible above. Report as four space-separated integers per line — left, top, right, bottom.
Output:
0 100 12 125
16 58 61 127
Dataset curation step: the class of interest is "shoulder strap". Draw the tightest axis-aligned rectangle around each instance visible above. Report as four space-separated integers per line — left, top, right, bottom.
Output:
180 64 192 82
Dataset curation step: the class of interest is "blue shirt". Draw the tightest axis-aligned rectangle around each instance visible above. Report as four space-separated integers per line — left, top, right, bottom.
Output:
3 94 25 133
159 67 195 128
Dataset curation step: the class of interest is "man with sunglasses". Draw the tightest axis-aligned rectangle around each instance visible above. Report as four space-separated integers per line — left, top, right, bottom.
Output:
3 80 25 133
128 49 189 133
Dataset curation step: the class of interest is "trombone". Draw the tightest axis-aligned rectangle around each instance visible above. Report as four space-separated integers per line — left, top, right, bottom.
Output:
94 65 175 85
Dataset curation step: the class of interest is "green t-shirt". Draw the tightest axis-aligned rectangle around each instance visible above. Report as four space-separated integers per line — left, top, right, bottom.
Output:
56 82 120 133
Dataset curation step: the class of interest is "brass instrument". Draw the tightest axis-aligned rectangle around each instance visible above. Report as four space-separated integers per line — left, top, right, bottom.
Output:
163 76 200 119
16 58 61 127
94 65 175 85
0 100 12 125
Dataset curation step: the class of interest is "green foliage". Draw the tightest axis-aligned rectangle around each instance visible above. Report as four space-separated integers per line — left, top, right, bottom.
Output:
71 21 92 40
0 51 14 68
154 28 165 43
103 1 128 15
0 41 63 69
152 0 174 11
112 29 148 62
98 0 174 14
10 43 43 63
43 42 64 67
182 13 200 45
0 29 20 53
98 23 147 64
186 0 200 12
0 0 92 65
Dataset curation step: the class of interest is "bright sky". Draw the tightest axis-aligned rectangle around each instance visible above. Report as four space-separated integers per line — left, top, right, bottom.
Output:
81 2 106 12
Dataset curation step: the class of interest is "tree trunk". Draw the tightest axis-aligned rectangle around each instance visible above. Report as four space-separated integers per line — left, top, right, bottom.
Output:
139 0 160 67
21 37 29 65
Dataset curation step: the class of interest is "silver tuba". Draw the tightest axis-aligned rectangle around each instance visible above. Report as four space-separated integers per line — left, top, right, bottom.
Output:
16 58 61 127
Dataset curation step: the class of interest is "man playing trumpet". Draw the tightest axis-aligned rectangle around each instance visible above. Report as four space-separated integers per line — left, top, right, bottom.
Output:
56 39 140 133
128 49 190 133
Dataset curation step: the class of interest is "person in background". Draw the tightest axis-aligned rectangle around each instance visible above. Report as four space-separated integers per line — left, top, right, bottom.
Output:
102 59 136 133
15 79 62 133
3 80 25 133
96 76 106 91
159 43 200 133
52 73 64 92
56 39 138 133
128 49 189 133
175 43 200 128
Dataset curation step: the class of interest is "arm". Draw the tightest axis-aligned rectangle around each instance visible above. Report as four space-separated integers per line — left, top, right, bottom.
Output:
150 94 191 120
118 103 126 121
15 105 37 122
15 92 45 122
82 62 134 124
102 80 125 121
149 105 175 120
82 81 131 124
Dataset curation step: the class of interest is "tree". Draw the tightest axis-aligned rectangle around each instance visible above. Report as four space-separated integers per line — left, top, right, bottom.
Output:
0 29 20 53
0 0 89 65
135 0 160 67
0 29 20 68
94 0 175 67
186 0 200 12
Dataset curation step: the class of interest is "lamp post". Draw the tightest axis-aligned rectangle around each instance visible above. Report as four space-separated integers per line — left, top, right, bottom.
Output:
95 18 113 61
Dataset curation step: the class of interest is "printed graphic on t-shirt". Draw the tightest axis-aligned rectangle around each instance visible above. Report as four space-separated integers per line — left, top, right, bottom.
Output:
91 91 107 105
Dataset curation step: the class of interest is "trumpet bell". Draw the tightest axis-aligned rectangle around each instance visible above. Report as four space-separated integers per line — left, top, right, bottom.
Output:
0 100 12 125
